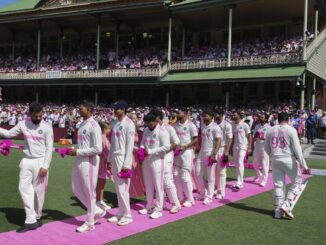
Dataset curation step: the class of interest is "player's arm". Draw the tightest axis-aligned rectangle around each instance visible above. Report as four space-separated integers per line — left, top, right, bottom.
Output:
224 124 233 156
290 128 309 170
0 123 22 138
123 123 136 170
170 127 180 151
246 125 252 154
264 131 271 156
182 123 198 150
39 127 54 177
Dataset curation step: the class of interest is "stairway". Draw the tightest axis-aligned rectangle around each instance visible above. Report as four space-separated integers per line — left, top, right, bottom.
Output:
304 139 326 160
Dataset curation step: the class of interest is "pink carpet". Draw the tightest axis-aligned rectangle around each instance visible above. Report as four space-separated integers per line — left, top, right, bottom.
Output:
0 174 306 245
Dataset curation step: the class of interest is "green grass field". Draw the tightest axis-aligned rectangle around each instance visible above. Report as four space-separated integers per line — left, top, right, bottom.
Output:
0 144 325 244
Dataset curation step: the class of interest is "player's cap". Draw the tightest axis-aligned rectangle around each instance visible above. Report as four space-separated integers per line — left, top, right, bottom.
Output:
112 100 128 110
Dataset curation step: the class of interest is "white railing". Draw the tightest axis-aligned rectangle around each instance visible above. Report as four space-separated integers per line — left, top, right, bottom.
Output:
170 53 302 71
0 67 160 80
306 27 326 59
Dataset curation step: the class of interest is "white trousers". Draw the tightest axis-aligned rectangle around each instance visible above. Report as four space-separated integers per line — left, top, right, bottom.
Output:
164 152 180 207
233 146 247 187
215 147 227 197
19 157 48 224
253 143 270 182
173 149 195 203
143 156 164 211
111 155 132 218
72 156 99 224
196 152 217 199
272 157 302 210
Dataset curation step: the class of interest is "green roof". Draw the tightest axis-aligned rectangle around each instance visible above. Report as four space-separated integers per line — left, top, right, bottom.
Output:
161 66 305 82
0 0 41 14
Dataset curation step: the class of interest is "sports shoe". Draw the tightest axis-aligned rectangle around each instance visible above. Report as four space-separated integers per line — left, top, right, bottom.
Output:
203 197 212 205
232 185 242 191
76 222 94 233
274 210 282 219
98 200 111 211
182 201 195 208
280 202 294 219
16 222 41 233
215 194 224 200
259 180 267 187
107 216 121 223
253 176 261 184
150 211 163 219
138 208 153 215
117 216 133 226
169 205 181 214
94 206 106 223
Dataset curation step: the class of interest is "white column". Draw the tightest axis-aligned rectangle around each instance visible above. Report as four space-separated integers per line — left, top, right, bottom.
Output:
225 91 230 111
60 28 64 59
227 6 233 67
182 27 185 59
36 91 39 103
95 90 98 107
96 15 101 70
168 17 172 67
166 91 170 107
37 23 41 70
303 0 308 61
315 8 319 38
12 37 15 61
115 25 120 62
300 73 306 110
312 77 316 110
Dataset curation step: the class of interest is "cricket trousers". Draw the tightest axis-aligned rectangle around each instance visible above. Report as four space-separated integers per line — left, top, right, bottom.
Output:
164 152 180 207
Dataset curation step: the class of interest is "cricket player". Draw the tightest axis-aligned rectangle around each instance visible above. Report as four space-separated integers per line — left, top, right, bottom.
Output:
152 109 181 213
252 113 271 187
0 102 53 233
264 112 310 219
107 100 135 226
215 109 233 199
174 108 198 207
231 110 252 190
196 109 222 205
69 101 103 233
138 112 170 219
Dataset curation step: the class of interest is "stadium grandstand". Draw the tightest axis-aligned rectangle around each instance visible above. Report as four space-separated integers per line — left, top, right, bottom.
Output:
0 0 325 109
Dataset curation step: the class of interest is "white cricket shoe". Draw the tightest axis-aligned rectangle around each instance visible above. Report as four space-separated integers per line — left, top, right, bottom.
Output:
107 216 121 223
169 205 181 214
280 202 294 219
150 211 163 219
98 200 111 211
76 222 94 233
203 197 212 205
94 206 106 223
259 180 267 187
215 194 224 200
117 217 133 226
253 176 261 184
182 201 195 208
138 208 152 215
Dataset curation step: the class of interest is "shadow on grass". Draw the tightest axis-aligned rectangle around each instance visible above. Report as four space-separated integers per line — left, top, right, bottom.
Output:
226 202 273 217
0 208 25 226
